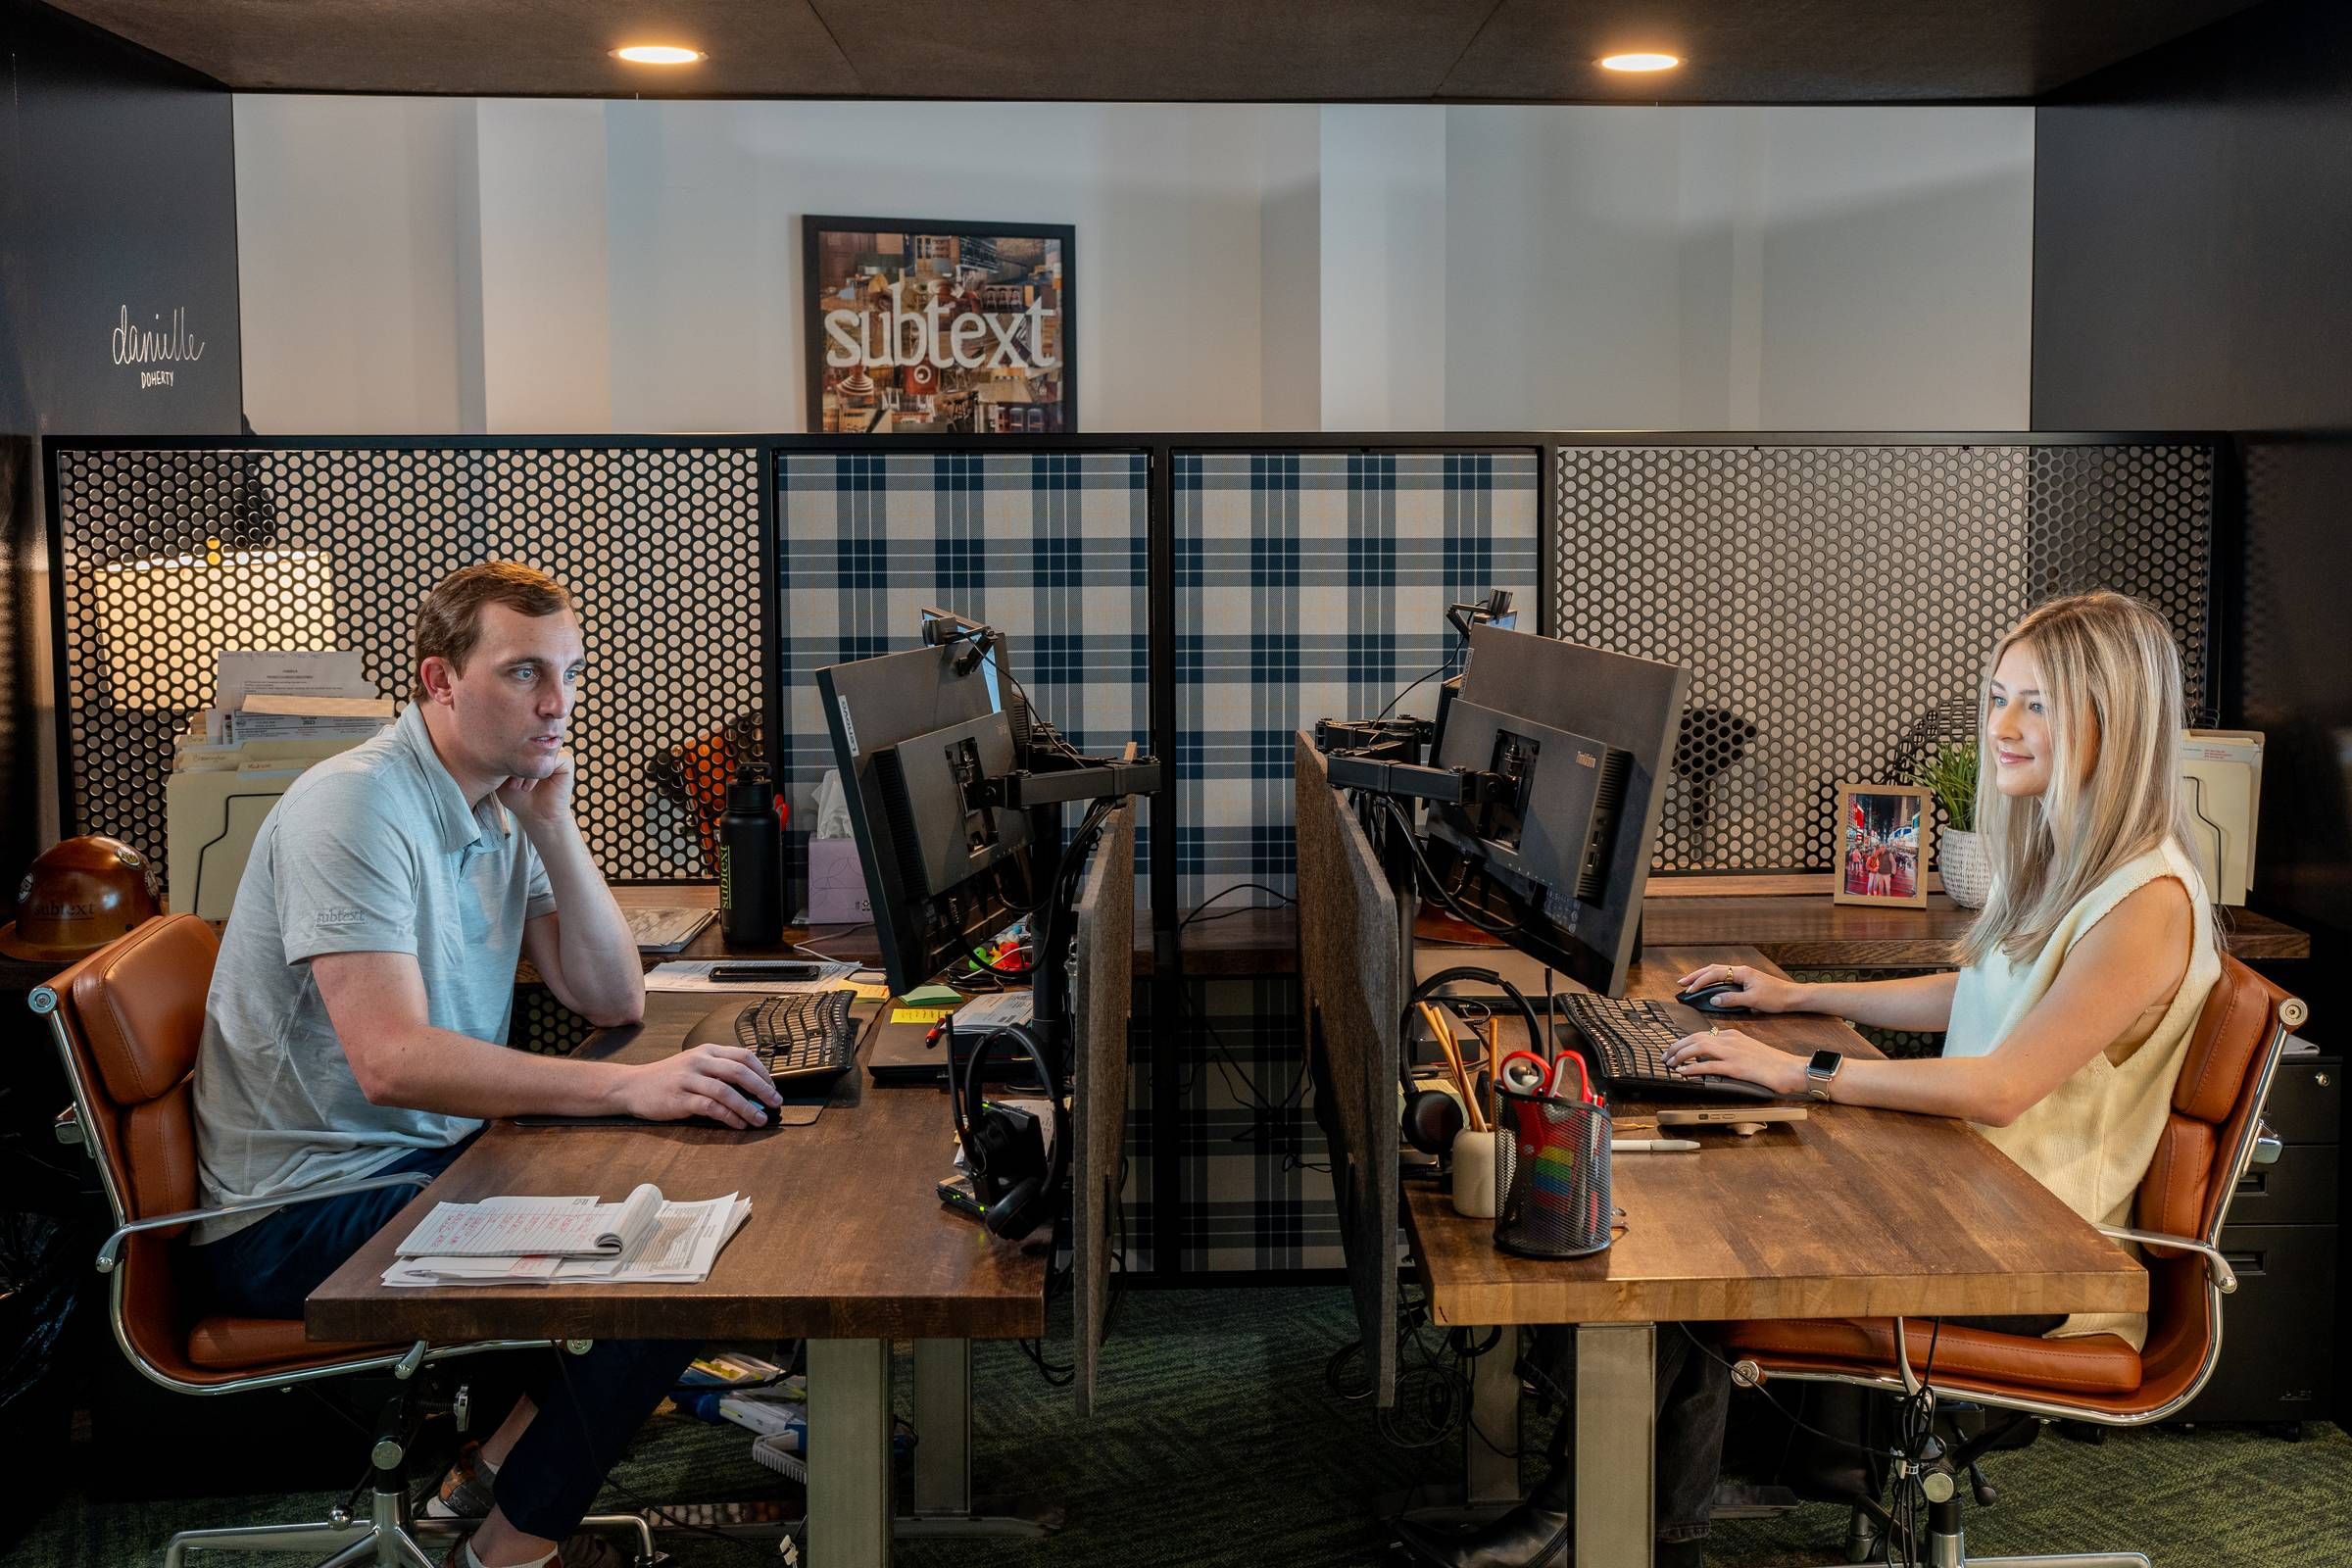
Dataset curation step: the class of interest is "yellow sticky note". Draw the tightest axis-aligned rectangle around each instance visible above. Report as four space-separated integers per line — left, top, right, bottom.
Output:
891 1005 954 1025
847 981 891 1002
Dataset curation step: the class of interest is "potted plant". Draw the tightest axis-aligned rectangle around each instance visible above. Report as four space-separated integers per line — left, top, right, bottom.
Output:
1915 740 1988 908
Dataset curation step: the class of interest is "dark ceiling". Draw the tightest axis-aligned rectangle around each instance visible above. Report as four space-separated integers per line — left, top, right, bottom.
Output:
43 0 2271 104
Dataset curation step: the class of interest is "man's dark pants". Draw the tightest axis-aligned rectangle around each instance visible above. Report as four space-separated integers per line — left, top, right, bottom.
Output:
188 1135 697 1543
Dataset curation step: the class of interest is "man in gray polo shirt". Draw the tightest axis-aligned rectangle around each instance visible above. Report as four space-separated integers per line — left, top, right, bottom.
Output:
189 562 779 1568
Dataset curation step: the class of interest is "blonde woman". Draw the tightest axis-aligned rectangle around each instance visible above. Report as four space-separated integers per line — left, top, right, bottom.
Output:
1399 591 2219 1568
1669 588 2221 1307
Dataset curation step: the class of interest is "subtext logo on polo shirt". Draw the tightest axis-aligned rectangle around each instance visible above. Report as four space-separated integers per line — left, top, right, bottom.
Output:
314 907 366 928
111 306 206 390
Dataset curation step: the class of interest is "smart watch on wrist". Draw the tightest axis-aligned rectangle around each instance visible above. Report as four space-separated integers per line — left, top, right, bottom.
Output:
1804 1050 1844 1102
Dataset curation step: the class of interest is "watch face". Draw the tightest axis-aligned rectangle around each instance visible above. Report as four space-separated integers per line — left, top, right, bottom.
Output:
1807 1050 1842 1075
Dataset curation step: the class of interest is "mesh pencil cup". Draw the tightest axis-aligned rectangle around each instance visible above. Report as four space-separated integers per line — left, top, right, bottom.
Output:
1494 1085 1614 1258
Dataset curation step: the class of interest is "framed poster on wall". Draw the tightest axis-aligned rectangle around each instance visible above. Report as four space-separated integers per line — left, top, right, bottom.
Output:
802 216 1075 436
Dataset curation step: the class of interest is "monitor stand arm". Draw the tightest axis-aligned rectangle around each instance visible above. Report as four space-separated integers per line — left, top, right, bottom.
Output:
1324 755 1508 808
992 758 1163 1078
990 760 1165 809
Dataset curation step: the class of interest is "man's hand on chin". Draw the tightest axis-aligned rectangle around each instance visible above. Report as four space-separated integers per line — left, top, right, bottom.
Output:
498 750 576 830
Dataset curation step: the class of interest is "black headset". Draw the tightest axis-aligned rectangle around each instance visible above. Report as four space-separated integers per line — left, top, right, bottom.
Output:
951 1020 1071 1241
1397 966 1547 1155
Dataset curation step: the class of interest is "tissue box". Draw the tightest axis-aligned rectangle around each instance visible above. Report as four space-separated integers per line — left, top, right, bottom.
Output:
806 837 873 924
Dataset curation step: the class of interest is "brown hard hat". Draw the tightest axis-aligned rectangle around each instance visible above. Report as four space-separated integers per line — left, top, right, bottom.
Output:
0 835 163 962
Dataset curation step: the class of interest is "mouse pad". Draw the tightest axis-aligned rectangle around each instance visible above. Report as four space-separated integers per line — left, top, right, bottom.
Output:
513 996 875 1129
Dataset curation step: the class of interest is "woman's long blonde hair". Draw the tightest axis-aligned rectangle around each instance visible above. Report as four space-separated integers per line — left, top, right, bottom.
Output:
1959 592 2204 967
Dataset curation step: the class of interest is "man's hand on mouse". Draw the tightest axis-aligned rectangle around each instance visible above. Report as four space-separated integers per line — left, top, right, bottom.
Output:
612 1043 784 1128
1675 962 1803 1014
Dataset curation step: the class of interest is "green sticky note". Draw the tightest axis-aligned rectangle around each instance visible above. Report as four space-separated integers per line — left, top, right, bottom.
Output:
901 984 961 1006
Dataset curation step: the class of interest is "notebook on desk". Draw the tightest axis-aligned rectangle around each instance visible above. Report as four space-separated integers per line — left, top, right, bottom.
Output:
625 905 718 954
865 989 1051 1087
515 992 875 1128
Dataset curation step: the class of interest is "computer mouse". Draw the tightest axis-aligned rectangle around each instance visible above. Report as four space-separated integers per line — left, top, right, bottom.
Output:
1675 982 1754 1017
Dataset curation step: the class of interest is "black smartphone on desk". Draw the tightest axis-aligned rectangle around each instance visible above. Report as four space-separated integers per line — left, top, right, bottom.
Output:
710 960 826 983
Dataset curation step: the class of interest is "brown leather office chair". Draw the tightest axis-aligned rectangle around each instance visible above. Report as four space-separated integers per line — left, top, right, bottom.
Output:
35 913 654 1568
1723 954 2307 1567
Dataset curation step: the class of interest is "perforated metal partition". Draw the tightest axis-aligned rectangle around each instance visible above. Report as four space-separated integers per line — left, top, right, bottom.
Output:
1551 438 2218 871
47 441 768 886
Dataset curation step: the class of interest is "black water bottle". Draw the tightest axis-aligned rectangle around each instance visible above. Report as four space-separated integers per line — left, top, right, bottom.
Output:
718 763 784 947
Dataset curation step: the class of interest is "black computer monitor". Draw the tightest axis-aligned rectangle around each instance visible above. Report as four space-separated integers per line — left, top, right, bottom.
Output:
815 635 1048 996
1420 624 1689 997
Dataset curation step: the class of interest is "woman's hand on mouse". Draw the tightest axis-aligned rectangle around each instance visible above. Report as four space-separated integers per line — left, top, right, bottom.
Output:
1676 962 1807 1014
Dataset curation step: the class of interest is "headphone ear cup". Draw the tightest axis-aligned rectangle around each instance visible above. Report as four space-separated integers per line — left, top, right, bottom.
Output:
1402 1088 1465 1154
985 1177 1046 1240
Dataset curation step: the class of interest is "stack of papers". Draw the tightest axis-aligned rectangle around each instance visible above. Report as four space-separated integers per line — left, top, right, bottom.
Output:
382 1183 751 1287
190 650 391 749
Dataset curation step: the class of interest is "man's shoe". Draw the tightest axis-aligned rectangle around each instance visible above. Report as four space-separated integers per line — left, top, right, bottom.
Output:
425 1442 499 1519
1393 1463 1573 1568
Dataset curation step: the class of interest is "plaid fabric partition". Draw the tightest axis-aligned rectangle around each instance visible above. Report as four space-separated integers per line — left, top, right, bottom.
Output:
772 451 1152 912
1171 451 1543 911
1156 975 1343 1272
1165 450 1537 1270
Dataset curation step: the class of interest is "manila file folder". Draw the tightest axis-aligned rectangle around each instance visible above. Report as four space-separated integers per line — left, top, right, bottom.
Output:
165 739 368 917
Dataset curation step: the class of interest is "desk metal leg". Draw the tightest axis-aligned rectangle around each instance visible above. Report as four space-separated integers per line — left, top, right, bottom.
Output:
1465 1327 1522 1508
910 1338 971 1517
1575 1323 1654 1568
807 1338 892 1568
898 1338 1061 1541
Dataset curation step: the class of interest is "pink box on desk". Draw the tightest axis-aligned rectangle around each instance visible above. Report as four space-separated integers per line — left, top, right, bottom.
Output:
805 837 873 924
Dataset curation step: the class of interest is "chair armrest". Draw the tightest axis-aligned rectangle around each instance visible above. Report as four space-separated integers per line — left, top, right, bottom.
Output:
95 1170 435 1273
2096 1224 2238 1294
54 1105 82 1147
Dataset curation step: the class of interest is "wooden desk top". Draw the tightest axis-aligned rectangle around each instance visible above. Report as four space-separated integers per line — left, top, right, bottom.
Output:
1402 944 2149 1328
305 993 1048 1345
1127 887 2311 978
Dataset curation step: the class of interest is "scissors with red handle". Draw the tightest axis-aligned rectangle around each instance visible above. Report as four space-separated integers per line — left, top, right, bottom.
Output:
1497 1049 1602 1106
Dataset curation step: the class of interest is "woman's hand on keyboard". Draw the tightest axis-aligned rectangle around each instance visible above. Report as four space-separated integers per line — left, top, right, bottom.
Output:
1661 1029 1806 1096
615 1045 785 1128
1674 962 1805 1013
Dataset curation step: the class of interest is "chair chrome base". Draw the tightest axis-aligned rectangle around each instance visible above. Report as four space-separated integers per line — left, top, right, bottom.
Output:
162 1381 657 1568
164 1503 656 1568
1844 1510 2149 1568
164 1501 657 1568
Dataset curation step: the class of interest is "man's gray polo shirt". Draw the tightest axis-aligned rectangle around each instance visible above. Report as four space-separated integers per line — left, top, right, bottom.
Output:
190 701 555 1245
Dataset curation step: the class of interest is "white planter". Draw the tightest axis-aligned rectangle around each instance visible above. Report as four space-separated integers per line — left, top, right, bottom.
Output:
1938 826 1992 909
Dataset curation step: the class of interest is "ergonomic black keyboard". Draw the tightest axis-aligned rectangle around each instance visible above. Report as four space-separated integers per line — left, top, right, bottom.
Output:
733 991 859 1085
1551 994 1778 1103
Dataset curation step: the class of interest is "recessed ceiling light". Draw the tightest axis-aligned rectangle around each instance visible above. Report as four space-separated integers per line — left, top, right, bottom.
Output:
1598 52 1681 73
612 45 705 65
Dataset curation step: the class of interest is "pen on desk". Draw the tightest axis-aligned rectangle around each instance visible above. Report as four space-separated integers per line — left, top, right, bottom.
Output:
1610 1138 1701 1153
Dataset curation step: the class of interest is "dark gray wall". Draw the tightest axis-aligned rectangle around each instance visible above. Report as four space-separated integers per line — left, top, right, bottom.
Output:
2034 0 2352 1041
1 0 241 910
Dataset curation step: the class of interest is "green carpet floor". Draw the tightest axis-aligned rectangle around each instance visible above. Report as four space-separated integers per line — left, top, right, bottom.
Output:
17 1286 2350 1566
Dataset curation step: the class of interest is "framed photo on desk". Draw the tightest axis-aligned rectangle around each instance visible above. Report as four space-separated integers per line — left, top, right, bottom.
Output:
1833 783 1931 907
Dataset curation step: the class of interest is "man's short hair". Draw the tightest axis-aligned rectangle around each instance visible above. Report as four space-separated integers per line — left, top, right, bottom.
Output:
413 562 576 699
